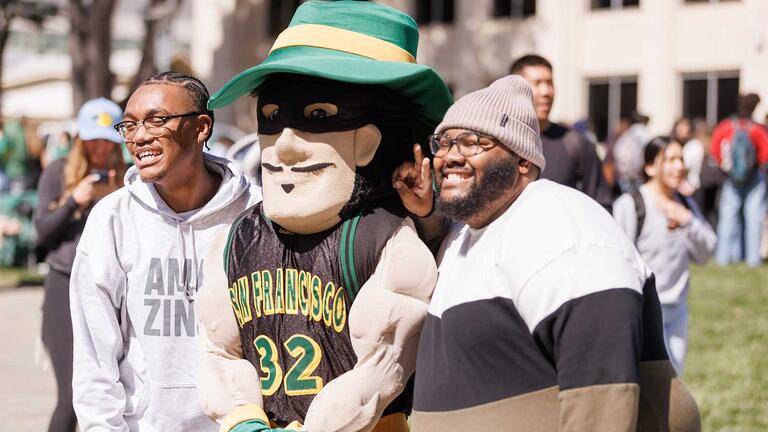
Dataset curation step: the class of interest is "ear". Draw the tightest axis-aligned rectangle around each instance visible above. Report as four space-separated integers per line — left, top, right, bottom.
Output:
644 163 656 178
197 114 213 144
518 158 533 175
353 124 382 167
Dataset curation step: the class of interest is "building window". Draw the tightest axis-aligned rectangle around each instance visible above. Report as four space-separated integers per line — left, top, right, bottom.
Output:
588 77 638 142
591 0 640 10
270 0 302 36
416 0 454 24
682 72 739 126
492 0 536 18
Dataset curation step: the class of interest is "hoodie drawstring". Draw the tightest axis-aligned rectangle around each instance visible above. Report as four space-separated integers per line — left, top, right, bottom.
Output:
176 222 198 303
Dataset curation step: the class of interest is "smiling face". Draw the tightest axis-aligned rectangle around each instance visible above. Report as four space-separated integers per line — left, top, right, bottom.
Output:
83 138 117 169
647 141 686 192
433 128 522 226
123 84 210 185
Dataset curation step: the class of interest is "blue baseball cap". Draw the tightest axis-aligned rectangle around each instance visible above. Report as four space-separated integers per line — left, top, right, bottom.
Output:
77 97 123 144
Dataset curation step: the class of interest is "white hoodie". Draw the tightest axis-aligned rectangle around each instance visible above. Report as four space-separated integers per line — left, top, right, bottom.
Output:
70 154 261 432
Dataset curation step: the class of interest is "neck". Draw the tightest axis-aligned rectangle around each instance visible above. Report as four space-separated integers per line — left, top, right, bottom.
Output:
155 156 222 213
646 178 673 199
539 119 550 133
465 176 533 229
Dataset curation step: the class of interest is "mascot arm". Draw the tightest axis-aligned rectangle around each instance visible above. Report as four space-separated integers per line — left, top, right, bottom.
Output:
302 218 437 432
197 228 266 430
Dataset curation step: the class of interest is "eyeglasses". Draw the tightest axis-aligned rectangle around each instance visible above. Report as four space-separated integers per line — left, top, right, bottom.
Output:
429 131 502 158
113 112 203 141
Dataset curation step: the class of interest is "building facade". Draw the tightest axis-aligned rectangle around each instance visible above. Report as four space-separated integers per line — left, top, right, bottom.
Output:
193 0 768 141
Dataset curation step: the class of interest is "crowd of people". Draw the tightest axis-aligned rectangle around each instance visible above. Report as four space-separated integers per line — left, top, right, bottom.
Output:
1 1 767 431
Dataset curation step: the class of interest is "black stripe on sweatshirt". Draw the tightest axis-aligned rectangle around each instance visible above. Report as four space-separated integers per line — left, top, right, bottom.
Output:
531 287 643 392
414 297 557 412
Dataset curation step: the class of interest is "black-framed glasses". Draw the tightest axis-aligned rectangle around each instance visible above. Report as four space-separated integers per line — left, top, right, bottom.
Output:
114 112 203 141
429 131 502 158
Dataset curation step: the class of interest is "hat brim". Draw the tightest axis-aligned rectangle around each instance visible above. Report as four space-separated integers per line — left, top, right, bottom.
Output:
208 46 453 143
78 127 123 144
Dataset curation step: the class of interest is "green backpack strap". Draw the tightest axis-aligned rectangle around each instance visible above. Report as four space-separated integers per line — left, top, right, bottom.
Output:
339 213 363 302
223 207 255 273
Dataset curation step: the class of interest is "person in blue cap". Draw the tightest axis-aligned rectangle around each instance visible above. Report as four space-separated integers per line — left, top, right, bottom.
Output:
35 97 126 432
195 1 452 432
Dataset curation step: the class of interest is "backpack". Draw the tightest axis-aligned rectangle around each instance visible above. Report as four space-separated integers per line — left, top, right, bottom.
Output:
726 118 757 186
630 190 696 244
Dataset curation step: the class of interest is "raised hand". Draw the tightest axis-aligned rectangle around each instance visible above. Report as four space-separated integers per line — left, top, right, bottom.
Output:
391 144 434 217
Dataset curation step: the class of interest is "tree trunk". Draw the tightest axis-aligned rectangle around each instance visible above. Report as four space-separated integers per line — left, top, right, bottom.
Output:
0 0 16 116
68 0 117 110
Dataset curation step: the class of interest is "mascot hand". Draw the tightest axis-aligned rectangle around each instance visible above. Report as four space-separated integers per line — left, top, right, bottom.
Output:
392 144 434 217
230 420 305 432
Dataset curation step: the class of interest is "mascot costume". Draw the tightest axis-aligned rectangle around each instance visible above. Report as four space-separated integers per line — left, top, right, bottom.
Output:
196 2 452 432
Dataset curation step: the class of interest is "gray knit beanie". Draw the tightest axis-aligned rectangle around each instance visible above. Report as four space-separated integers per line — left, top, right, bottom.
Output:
435 75 545 171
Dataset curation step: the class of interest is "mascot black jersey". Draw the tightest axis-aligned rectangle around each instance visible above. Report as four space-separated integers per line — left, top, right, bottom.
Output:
225 201 411 426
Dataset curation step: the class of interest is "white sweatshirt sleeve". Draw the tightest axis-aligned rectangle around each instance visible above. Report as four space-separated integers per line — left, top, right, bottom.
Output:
70 210 130 432
683 217 717 265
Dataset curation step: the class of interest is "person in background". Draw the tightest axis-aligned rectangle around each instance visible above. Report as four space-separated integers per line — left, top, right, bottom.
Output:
613 111 652 194
510 54 613 212
0 118 28 193
35 97 126 432
670 117 703 197
710 93 768 267
613 136 716 376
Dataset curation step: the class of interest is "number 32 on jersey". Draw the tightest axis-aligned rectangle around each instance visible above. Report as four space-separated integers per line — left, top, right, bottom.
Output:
254 334 323 396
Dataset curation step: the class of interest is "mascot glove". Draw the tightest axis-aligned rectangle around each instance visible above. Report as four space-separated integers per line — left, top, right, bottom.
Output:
230 419 304 432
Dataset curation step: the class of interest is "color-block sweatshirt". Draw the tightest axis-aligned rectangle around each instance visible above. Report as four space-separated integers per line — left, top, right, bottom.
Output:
412 180 701 432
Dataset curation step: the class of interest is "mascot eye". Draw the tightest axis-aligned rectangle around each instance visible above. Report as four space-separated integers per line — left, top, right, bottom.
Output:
261 104 280 120
303 103 338 120
309 109 328 119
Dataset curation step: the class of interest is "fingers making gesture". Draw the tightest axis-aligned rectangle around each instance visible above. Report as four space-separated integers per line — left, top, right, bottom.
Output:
392 144 434 217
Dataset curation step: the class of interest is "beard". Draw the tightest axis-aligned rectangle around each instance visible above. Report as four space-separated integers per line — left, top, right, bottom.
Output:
436 154 519 223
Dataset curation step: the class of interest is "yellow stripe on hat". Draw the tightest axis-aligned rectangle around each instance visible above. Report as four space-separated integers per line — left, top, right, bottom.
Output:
270 24 416 64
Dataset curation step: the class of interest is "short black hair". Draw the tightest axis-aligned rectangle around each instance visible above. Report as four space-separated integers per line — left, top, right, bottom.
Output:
737 93 760 118
139 71 215 141
509 54 552 75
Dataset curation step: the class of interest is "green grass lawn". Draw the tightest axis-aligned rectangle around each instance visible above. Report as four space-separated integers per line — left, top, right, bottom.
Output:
0 266 45 289
686 263 768 431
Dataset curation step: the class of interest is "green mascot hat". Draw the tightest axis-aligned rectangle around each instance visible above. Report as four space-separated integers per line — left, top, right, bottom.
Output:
208 0 453 143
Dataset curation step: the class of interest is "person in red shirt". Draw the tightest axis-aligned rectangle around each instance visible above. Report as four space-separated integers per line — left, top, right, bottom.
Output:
709 93 768 267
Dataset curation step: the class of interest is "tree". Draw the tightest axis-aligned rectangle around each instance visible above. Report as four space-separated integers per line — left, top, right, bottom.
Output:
68 0 118 110
123 0 183 105
0 0 58 115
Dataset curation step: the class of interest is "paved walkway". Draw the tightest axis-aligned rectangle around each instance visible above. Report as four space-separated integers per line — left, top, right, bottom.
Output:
0 286 56 431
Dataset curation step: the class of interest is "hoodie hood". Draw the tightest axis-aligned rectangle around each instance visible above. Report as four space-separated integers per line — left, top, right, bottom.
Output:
124 152 251 223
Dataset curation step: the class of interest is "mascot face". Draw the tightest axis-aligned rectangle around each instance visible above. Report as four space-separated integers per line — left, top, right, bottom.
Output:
257 75 394 234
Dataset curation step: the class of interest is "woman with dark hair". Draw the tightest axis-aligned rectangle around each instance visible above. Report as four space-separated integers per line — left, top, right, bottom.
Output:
35 97 126 432
613 136 716 376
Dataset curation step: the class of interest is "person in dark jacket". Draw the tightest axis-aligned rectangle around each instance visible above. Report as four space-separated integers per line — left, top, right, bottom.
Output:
510 54 613 212
34 97 125 432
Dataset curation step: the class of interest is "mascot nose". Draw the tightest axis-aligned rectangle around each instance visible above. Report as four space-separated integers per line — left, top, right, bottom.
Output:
275 128 310 165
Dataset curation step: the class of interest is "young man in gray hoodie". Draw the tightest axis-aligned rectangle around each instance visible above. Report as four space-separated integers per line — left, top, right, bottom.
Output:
69 72 261 432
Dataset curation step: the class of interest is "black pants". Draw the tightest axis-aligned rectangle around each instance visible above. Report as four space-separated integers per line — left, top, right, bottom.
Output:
41 268 77 432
